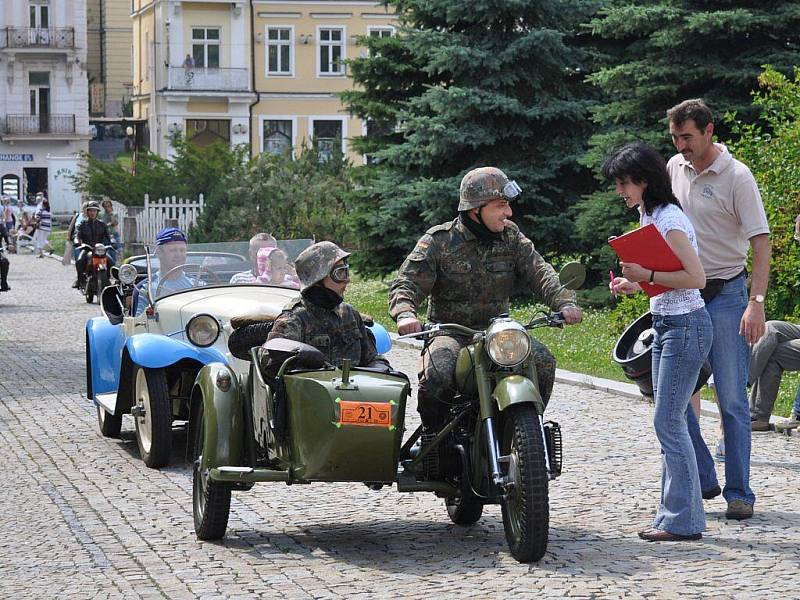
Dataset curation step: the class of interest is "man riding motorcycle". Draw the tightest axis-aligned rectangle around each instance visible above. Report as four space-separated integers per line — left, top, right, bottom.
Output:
74 201 112 288
389 166 583 431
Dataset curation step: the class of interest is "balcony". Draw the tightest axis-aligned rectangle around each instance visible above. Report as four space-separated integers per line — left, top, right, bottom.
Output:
4 114 76 135
166 67 250 92
0 27 75 50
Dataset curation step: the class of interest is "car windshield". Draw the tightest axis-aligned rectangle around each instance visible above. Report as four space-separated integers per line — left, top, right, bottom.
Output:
130 239 313 302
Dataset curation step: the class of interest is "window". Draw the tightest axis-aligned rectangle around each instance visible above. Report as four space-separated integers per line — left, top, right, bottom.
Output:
311 119 344 162
368 27 394 38
192 28 220 69
318 27 345 76
186 119 230 147
29 0 49 29
266 27 292 75
263 120 293 155
364 118 393 165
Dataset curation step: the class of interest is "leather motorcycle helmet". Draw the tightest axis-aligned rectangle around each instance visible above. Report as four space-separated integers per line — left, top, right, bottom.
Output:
294 241 351 292
458 166 522 211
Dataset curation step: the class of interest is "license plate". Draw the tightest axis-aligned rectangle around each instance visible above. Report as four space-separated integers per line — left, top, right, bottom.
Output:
338 401 392 427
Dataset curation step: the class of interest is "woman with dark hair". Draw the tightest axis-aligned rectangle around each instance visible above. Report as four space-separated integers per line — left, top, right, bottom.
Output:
604 141 712 542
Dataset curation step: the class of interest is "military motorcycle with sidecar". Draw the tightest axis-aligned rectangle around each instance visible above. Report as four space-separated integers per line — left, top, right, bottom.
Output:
190 263 585 563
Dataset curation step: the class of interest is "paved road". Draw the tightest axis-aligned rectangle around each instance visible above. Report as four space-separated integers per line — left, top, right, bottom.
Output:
1 253 799 599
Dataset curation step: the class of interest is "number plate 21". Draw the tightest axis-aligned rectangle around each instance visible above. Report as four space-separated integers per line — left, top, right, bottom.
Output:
338 400 392 427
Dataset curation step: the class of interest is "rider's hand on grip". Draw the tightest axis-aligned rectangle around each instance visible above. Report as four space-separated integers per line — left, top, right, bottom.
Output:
560 306 583 325
397 317 422 335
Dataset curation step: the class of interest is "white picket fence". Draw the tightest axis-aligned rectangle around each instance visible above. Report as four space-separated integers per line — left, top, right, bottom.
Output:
135 194 204 244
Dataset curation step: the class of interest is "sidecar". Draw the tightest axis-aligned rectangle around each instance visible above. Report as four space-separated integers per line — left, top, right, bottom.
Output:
191 333 408 540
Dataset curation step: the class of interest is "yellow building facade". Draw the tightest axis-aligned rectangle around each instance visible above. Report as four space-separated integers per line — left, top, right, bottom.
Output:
131 0 395 161
87 0 134 117
251 1 395 161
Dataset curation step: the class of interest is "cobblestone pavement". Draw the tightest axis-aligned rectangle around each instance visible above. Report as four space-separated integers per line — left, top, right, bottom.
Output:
1 253 799 599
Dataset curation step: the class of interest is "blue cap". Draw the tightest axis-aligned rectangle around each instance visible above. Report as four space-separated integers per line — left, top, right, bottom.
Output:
155 227 187 246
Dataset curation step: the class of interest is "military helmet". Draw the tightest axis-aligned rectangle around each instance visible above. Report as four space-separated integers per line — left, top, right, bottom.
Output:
294 241 351 292
85 200 101 211
458 166 522 211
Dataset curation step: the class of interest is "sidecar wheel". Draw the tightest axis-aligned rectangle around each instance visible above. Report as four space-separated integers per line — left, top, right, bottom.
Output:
192 401 231 540
500 405 549 563
445 492 483 525
132 365 172 468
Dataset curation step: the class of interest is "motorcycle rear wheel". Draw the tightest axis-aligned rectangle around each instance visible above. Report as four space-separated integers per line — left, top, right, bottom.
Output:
445 491 483 525
192 401 231 540
500 405 549 563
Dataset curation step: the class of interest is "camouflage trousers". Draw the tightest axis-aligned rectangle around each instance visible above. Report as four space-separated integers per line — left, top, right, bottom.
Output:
417 333 556 428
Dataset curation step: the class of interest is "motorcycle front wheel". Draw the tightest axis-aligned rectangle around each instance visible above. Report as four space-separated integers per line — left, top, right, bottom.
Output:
500 404 549 563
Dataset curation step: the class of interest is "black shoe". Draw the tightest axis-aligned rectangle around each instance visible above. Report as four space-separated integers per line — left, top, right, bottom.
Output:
702 485 722 500
72 279 80 289
0 283 9 292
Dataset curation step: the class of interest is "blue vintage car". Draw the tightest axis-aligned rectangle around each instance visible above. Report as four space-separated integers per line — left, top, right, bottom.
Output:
85 240 391 468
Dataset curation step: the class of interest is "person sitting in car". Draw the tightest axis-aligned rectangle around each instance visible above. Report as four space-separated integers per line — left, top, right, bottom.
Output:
133 227 202 315
255 246 300 289
265 241 386 368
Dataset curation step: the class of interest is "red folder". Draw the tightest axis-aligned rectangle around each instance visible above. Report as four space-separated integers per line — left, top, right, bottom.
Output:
608 224 682 297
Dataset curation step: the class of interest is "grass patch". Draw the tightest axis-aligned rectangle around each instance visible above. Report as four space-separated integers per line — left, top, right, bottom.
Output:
48 227 68 257
347 272 798 418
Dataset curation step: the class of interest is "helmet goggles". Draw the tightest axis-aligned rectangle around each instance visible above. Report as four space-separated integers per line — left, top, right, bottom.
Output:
502 180 522 200
329 261 350 283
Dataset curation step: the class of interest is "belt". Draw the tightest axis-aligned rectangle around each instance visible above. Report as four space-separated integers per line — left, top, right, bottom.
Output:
706 268 747 287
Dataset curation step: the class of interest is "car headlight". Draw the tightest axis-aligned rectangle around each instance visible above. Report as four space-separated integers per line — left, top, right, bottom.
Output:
118 263 138 285
185 313 220 347
486 319 531 367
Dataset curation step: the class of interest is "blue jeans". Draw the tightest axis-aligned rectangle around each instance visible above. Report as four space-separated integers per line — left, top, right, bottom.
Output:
651 308 713 535
793 386 800 416
687 275 755 505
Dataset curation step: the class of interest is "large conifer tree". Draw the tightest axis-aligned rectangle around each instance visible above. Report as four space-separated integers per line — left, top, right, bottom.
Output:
575 0 800 279
343 0 596 273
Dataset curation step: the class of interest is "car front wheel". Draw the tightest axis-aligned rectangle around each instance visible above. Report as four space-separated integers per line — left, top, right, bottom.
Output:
132 365 172 468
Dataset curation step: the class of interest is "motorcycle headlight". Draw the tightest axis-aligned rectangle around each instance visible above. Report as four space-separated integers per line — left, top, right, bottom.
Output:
486 319 531 367
95 244 107 256
185 313 220 348
118 263 138 285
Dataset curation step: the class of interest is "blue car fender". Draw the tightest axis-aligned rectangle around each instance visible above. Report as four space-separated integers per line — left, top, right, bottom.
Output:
367 321 392 355
125 334 228 369
86 317 126 400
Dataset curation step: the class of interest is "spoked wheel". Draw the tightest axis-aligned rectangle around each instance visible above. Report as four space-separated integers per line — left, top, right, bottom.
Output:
445 490 483 525
96 404 122 438
132 365 172 468
192 401 231 540
500 405 549 563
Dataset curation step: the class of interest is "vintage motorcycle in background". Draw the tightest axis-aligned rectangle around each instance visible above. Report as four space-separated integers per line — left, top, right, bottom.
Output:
191 262 585 563
76 242 113 303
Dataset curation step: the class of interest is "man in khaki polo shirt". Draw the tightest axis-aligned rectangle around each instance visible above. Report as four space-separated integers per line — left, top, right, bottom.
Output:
666 98 770 521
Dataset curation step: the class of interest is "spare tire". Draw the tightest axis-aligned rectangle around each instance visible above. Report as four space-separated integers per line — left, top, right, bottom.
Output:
613 311 711 398
228 321 274 361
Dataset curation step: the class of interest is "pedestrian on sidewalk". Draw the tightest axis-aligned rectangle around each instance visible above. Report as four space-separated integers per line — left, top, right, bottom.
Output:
605 141 711 542
33 197 52 258
666 98 770 521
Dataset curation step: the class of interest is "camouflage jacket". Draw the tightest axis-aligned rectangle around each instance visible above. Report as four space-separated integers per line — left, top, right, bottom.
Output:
389 217 576 330
267 296 378 367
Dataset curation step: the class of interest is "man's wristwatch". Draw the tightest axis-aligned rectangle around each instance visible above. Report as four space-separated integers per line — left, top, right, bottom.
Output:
749 294 765 304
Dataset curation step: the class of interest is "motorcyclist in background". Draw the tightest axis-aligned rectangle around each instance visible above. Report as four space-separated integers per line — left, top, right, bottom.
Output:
74 201 112 288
